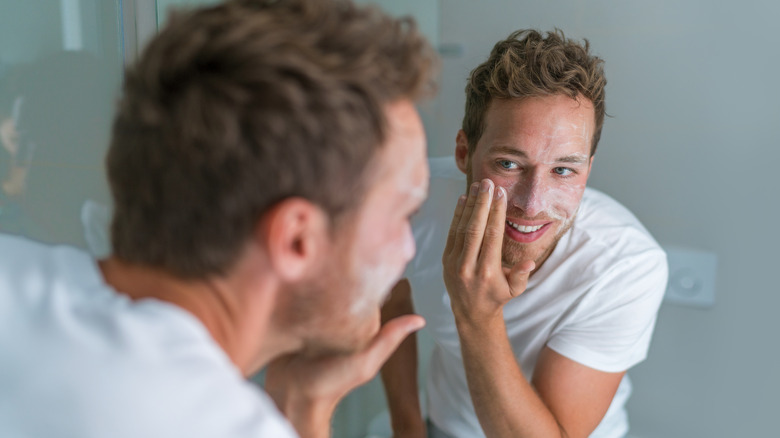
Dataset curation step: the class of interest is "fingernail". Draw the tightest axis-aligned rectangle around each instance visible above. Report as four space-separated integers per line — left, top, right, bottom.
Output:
494 186 505 200
457 195 466 205
470 182 479 196
479 179 492 193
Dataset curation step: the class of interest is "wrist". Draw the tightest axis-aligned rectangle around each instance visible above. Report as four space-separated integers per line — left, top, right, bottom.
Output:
453 311 507 345
275 391 338 438
451 305 505 330
390 411 426 435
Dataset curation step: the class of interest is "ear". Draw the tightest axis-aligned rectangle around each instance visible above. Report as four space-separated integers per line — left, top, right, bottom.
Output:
257 198 329 282
455 130 470 174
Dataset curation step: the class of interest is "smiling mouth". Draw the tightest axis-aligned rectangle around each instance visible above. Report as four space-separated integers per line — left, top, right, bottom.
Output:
506 220 544 234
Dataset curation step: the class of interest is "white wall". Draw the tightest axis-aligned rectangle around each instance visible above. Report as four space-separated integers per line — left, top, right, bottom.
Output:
432 1 780 437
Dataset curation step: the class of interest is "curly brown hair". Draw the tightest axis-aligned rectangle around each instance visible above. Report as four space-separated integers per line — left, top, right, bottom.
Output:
107 0 438 278
462 29 606 156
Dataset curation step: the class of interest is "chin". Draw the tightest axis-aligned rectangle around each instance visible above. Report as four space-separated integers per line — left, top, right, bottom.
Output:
313 310 380 355
349 309 381 350
502 243 542 267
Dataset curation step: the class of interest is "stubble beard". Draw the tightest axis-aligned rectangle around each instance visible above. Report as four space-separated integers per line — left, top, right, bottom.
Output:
281 230 378 356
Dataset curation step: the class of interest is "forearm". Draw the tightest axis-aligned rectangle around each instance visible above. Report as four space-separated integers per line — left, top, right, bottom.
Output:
380 332 424 434
272 390 337 438
456 316 565 438
380 280 425 435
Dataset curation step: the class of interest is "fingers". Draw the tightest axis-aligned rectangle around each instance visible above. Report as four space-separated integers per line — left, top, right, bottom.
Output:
443 195 467 257
478 186 507 266
453 179 494 263
361 314 425 374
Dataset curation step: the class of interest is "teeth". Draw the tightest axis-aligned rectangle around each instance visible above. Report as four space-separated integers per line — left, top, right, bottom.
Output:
507 221 543 233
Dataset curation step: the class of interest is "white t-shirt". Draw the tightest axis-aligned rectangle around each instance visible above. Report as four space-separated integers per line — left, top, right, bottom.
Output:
0 234 298 438
406 157 668 438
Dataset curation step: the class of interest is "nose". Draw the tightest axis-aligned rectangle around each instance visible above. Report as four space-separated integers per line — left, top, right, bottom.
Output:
509 172 546 218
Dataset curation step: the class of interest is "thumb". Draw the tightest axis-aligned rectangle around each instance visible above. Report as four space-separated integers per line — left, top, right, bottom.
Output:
362 314 425 370
507 260 535 297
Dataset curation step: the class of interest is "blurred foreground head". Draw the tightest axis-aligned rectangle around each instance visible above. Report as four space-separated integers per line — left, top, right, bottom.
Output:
107 0 438 278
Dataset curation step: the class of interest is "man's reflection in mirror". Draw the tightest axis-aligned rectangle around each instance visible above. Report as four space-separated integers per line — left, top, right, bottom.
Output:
0 51 115 252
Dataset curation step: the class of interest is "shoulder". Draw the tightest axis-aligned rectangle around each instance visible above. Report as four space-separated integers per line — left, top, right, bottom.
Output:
537 190 668 371
94 359 297 437
0 234 102 311
0 233 98 277
574 187 665 263
0 234 298 438
131 360 298 437
9 309 296 437
112 336 298 437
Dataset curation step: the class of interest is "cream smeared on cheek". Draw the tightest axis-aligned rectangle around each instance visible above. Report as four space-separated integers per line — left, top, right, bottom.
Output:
504 178 584 222
349 245 407 316
348 167 424 317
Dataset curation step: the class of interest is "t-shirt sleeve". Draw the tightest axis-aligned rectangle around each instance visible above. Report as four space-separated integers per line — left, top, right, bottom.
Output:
545 247 668 373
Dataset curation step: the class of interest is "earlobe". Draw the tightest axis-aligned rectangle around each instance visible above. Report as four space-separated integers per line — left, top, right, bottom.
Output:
260 199 328 282
455 130 470 174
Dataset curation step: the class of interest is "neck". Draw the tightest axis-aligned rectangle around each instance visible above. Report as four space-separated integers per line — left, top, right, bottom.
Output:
98 254 279 376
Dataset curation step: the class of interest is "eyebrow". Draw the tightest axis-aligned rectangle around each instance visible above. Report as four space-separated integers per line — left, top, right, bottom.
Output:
489 146 590 165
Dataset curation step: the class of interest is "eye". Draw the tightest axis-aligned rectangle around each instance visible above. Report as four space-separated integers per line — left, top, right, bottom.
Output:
498 159 518 170
553 167 574 177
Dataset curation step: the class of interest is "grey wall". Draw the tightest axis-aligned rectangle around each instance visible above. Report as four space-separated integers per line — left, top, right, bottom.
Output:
431 1 780 437
0 1 62 64
0 1 122 249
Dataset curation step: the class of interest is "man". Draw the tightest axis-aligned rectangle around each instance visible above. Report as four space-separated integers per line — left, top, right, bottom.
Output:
0 1 437 437
381 30 667 438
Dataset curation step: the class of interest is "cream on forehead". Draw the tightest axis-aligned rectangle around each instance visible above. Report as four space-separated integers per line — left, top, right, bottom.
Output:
535 152 590 167
487 121 592 160
537 120 593 150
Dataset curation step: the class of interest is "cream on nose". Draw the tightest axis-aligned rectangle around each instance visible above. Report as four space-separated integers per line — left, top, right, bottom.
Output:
510 174 547 218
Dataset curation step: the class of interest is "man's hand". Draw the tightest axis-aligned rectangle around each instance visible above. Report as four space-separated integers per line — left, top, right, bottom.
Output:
442 179 535 324
264 315 425 438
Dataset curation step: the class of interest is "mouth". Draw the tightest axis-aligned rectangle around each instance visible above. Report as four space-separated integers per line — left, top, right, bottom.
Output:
505 219 551 243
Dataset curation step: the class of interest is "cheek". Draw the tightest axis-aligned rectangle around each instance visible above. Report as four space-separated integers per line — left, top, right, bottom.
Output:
472 161 496 182
360 221 414 272
547 183 586 215
378 222 415 267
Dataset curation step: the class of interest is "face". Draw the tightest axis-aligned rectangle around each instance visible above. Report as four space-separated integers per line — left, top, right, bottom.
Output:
457 95 595 271
304 100 429 353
